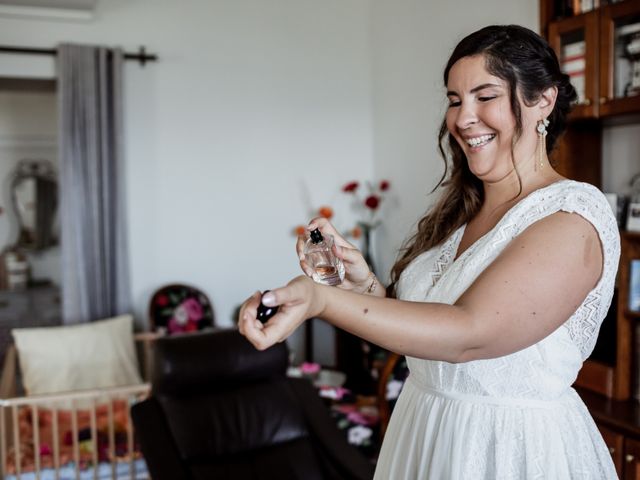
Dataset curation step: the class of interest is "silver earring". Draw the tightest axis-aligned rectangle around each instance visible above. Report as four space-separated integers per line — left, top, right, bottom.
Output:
536 118 549 171
536 118 550 135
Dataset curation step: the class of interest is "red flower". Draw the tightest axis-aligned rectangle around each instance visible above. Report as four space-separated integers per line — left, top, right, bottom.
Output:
342 181 359 193
364 195 380 210
156 294 169 307
379 180 390 191
318 206 334 219
294 225 306 236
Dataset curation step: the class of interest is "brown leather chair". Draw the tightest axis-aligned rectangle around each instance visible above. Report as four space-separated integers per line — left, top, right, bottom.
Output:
131 329 374 480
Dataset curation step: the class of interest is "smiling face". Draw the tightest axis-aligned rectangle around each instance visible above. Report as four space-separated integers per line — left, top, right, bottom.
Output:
445 55 540 183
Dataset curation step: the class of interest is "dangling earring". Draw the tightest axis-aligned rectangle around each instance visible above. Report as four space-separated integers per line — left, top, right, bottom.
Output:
536 118 549 171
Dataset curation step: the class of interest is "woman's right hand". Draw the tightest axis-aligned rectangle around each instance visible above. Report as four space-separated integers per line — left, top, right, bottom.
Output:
296 217 372 293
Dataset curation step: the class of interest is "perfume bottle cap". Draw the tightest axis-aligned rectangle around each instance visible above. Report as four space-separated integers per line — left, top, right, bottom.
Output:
310 228 324 244
257 290 279 323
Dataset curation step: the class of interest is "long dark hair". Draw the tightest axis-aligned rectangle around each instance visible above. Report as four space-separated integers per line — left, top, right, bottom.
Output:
389 25 577 296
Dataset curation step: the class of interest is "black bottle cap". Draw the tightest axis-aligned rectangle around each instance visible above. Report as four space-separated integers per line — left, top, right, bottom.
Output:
256 290 279 323
310 228 324 244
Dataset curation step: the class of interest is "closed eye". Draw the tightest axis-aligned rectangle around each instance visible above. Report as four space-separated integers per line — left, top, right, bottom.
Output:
447 100 461 108
478 96 496 102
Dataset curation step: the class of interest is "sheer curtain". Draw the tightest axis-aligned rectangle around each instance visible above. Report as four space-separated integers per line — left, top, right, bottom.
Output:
57 44 131 324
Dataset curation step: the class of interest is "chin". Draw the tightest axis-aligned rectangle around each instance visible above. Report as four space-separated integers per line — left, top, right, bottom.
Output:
466 159 493 179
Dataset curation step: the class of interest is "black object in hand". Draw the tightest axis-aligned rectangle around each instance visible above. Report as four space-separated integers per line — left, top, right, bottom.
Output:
256 291 279 323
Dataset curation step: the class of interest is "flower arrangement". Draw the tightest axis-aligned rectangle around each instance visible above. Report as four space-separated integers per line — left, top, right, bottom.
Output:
291 180 391 273
341 179 391 273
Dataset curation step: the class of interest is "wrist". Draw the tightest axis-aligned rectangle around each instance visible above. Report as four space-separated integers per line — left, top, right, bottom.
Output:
357 272 379 295
313 281 329 317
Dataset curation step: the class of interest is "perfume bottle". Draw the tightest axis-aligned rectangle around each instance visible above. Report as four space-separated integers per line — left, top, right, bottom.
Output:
304 229 345 286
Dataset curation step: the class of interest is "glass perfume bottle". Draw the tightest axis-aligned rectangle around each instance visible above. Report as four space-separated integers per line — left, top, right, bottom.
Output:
304 229 345 286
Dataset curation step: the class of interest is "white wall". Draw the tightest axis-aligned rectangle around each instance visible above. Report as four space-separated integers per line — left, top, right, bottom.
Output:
369 0 540 279
602 124 640 197
0 0 374 359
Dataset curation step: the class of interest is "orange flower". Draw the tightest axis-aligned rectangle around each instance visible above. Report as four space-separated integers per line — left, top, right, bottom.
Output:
294 225 306 236
318 206 333 219
351 226 362 239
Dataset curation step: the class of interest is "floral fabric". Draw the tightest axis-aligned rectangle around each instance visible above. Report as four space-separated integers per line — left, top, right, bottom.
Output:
149 285 214 334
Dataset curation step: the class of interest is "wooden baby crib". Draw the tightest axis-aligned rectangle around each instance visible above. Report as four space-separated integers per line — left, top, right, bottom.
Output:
0 332 157 480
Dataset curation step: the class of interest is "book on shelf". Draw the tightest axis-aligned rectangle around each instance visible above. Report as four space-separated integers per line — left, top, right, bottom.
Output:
581 0 594 13
629 260 640 312
562 41 586 103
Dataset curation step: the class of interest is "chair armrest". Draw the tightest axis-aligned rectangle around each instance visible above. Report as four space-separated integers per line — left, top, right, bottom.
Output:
288 378 375 480
131 397 191 480
134 332 163 382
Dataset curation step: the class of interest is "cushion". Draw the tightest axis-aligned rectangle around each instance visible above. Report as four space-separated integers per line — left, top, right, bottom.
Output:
12 314 142 395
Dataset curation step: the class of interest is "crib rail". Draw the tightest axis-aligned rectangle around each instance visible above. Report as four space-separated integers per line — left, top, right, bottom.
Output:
0 383 150 480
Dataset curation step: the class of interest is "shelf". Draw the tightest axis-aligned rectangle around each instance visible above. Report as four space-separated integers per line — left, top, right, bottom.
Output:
576 359 615 397
578 387 640 439
622 230 640 241
624 308 640 319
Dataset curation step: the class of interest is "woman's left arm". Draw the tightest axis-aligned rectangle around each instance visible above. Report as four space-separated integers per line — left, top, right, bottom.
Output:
239 212 604 362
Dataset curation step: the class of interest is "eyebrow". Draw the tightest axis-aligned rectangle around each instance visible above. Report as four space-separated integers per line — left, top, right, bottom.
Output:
446 83 502 97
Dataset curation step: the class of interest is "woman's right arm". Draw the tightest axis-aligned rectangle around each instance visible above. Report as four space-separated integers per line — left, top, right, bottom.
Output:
296 217 386 298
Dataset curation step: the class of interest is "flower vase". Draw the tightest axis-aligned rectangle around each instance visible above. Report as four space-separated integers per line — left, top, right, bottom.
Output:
359 222 375 275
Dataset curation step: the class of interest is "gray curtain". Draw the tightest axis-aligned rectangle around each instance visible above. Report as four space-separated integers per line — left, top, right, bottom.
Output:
57 44 131 324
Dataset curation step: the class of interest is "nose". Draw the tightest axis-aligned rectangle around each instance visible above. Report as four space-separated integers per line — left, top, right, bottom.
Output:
454 100 478 130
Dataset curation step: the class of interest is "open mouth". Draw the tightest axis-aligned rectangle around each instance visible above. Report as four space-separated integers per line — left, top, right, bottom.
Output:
466 134 496 148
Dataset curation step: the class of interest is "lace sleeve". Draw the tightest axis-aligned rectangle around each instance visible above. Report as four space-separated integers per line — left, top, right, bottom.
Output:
559 183 621 359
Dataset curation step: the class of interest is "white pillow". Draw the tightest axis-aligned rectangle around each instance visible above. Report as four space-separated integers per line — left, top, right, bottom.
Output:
12 314 142 395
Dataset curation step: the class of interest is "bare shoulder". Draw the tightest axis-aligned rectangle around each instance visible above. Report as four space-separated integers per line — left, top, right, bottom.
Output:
517 209 602 273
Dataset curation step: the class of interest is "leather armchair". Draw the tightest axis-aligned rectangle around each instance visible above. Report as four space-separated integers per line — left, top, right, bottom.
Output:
131 329 375 480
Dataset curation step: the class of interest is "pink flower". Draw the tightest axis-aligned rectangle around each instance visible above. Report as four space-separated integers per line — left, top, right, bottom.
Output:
182 298 204 321
364 195 380 210
347 411 378 426
300 362 321 374
168 317 183 333
342 181 359 193
379 180 390 191
168 316 199 333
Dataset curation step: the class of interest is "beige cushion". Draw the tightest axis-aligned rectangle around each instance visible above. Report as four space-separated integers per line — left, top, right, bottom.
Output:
12 314 142 395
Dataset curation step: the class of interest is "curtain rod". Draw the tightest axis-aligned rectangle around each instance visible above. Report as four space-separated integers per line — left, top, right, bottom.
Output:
0 45 158 66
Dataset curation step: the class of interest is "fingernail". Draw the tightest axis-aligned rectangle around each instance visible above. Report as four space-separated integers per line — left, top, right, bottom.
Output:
262 292 276 306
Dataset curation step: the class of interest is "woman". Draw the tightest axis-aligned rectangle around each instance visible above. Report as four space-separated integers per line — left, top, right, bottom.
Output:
239 25 619 479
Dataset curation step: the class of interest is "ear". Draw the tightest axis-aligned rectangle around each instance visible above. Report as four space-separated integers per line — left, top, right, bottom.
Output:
538 86 558 118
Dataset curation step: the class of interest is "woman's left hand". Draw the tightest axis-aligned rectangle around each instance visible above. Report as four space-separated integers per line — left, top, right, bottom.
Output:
238 275 325 351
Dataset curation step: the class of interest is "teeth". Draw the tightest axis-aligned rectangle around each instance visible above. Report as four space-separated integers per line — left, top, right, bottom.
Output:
466 134 495 147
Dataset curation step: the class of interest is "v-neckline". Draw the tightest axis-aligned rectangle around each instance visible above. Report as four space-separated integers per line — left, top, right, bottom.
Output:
451 179 571 263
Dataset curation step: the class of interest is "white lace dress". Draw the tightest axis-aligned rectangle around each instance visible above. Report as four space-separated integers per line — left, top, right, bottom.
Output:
374 180 620 480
